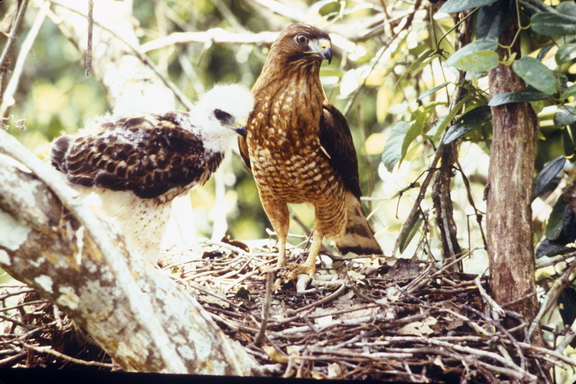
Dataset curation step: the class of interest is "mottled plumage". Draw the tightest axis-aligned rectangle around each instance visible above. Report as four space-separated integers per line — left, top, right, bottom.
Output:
51 84 253 263
239 24 382 276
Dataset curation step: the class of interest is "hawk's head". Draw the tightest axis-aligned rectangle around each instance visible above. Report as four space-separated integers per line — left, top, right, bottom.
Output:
271 24 332 66
183 84 253 152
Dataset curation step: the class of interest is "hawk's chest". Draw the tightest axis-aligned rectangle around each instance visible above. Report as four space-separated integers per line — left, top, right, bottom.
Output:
247 90 336 199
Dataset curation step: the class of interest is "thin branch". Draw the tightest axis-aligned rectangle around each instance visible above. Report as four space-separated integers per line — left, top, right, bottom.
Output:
21 342 114 368
140 29 279 53
253 271 273 346
0 0 30 109
0 0 48 117
526 254 576 343
85 0 93 76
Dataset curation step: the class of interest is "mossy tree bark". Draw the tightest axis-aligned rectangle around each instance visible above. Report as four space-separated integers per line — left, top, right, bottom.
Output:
486 13 540 339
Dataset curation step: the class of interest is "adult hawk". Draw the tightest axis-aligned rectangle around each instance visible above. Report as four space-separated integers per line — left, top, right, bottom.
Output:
51 84 253 264
240 24 382 276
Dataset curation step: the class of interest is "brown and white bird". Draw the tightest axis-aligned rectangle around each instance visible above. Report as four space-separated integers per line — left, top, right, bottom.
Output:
239 24 382 276
51 84 253 264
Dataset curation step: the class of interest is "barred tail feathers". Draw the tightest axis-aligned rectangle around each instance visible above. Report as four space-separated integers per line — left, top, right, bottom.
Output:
335 191 382 256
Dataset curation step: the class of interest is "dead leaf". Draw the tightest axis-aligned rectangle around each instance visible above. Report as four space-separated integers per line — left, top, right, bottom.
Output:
347 270 365 284
262 345 288 364
398 316 438 336
327 362 343 379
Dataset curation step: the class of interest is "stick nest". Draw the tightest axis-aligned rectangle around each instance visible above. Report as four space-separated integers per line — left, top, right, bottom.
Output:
1 239 574 382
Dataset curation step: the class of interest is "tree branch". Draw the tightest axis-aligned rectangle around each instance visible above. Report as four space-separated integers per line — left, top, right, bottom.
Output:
0 0 30 111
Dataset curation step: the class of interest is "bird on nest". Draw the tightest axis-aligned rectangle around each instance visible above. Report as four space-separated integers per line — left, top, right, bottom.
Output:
51 84 253 264
239 23 382 279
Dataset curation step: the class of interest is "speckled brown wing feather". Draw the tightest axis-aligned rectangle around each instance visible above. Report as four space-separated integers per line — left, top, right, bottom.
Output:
51 112 223 199
238 133 250 169
319 102 363 199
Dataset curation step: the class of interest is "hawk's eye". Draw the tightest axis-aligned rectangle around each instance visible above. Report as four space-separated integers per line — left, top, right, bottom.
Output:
295 34 309 46
214 109 232 122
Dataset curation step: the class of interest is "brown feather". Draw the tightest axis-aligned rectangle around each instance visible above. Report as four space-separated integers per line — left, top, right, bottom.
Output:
51 112 224 202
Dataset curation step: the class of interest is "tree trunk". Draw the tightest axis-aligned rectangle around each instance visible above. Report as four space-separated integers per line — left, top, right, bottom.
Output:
486 13 539 335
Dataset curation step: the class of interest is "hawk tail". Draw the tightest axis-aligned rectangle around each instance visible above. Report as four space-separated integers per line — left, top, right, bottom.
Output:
336 192 382 256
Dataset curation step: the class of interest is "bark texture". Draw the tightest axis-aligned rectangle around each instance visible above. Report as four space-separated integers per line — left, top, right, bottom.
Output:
486 15 539 329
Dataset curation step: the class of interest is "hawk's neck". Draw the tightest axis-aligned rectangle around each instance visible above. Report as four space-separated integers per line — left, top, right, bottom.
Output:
250 59 326 148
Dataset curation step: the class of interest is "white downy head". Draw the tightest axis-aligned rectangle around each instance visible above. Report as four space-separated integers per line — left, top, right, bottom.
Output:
182 84 253 153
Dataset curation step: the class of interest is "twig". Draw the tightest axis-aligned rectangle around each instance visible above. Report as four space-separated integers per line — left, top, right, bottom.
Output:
0 350 27 366
85 0 93 76
253 271 273 346
0 0 30 108
21 342 113 368
0 0 48 117
536 251 576 270
474 275 505 318
278 312 392 336
295 283 346 314
140 29 279 53
526 255 576 343
383 336 536 381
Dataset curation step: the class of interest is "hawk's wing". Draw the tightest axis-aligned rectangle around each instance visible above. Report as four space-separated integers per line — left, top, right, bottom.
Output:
319 102 363 199
51 113 221 199
238 133 251 170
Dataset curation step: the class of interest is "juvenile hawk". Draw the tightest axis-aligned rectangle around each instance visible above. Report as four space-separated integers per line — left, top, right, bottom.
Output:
240 24 382 276
51 84 253 263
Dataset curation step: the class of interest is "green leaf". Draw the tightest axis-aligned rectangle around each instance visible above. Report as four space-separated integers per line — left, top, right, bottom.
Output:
475 0 514 39
427 97 471 141
554 105 576 127
545 196 567 240
445 37 498 69
417 81 450 102
560 84 576 100
537 43 554 61
558 287 576 347
563 126 576 157
404 112 425 157
556 44 576 66
488 87 548 106
453 51 499 72
531 13 576 36
512 56 559 95
382 121 411 172
520 0 554 16
443 106 492 144
399 210 423 254
532 156 566 201
557 1 576 17
439 0 498 13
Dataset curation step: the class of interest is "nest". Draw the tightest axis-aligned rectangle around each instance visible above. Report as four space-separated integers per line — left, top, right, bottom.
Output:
1 239 575 382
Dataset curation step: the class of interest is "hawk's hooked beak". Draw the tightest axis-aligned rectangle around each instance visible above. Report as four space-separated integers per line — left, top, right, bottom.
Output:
229 118 247 137
310 38 333 64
